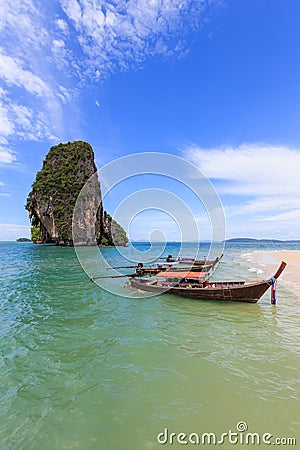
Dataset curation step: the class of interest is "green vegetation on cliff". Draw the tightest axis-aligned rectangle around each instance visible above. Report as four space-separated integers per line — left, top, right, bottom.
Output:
30 225 42 242
103 213 128 246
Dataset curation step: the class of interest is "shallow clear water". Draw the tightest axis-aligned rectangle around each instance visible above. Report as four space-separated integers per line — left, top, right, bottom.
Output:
0 242 299 449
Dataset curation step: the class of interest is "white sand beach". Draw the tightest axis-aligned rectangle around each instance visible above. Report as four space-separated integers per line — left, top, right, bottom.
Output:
249 250 300 293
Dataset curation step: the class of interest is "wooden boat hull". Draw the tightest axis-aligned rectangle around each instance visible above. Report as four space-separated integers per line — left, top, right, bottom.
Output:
128 278 272 303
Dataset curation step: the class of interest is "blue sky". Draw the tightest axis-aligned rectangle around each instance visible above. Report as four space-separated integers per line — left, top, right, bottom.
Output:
1 0 300 240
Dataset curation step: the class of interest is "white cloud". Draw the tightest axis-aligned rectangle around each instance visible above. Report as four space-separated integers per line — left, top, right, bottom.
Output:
53 39 65 49
223 217 298 240
0 223 30 240
225 196 300 236
0 2 72 146
51 39 74 71
0 137 8 145
0 0 216 148
184 143 300 238
0 146 16 164
0 50 52 97
0 89 57 146
0 103 14 137
59 0 213 76
55 18 69 34
226 196 300 217
260 209 300 223
185 143 300 196
0 193 10 197
1 0 213 83
0 0 48 52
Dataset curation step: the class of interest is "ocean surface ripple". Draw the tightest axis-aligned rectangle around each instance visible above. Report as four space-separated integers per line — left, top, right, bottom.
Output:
0 242 299 449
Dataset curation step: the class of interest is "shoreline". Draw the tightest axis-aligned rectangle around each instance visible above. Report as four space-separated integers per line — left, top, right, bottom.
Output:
243 250 300 294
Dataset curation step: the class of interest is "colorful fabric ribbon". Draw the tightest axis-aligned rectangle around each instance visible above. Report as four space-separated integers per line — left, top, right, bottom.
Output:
269 277 277 305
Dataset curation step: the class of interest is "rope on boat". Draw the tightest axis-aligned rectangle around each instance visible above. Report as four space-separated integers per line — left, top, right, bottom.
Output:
269 277 277 305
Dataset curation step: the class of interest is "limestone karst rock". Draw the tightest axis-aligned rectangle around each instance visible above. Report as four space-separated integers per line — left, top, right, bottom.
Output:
26 141 128 246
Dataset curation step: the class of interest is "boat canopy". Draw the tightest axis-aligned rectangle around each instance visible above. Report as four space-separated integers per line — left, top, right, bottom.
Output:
156 271 206 279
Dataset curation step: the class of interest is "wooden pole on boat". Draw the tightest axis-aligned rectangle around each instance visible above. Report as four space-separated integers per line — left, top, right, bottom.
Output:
90 273 135 282
270 261 287 305
273 261 287 280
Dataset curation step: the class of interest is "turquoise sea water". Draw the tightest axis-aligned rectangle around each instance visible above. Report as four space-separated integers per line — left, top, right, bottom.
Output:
0 241 299 449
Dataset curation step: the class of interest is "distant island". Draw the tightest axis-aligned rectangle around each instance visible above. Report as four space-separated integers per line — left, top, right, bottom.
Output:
26 141 128 246
225 238 300 243
16 237 31 242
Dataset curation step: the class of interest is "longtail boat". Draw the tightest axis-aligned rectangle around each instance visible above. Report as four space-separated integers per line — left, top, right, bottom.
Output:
134 255 222 278
126 261 287 304
160 254 223 265
90 256 223 282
